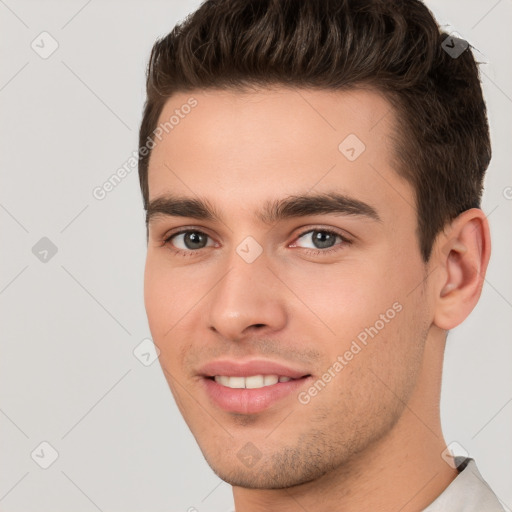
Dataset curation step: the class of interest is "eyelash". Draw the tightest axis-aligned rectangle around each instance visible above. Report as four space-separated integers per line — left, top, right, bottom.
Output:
161 227 352 258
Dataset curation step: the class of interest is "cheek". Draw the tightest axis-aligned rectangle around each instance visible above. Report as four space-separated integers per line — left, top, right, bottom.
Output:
282 256 424 386
143 256 189 342
280 259 403 338
143 255 210 371
144 258 169 332
303 300 425 434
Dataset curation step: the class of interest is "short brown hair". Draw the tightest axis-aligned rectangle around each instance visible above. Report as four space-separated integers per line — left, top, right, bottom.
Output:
138 0 491 261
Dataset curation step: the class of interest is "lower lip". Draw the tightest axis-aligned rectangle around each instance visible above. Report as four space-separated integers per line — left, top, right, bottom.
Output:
202 376 311 414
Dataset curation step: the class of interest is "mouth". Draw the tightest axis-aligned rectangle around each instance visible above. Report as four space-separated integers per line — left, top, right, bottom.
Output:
198 360 312 414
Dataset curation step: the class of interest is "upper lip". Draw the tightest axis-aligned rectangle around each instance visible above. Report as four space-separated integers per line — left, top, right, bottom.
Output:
198 359 311 379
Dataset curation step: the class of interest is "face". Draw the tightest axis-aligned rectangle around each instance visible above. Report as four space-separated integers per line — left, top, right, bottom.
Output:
144 87 434 488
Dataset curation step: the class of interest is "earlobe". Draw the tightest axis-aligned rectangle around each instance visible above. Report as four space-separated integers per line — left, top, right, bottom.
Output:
433 209 491 330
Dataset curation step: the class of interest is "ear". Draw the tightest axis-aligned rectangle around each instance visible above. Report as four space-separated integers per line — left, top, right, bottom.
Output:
432 208 491 330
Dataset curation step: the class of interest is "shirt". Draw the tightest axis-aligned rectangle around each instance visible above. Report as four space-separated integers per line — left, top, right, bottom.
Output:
422 457 506 511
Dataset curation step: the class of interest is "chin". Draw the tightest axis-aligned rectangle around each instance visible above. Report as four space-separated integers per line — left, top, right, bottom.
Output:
201 448 332 490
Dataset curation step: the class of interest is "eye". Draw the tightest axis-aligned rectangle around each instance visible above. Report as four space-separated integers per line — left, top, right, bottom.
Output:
291 228 350 254
162 227 351 258
165 230 216 253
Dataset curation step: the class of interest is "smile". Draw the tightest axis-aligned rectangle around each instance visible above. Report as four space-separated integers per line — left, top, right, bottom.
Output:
212 374 294 389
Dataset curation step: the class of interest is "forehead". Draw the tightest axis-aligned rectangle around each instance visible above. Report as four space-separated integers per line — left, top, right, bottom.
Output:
147 87 413 223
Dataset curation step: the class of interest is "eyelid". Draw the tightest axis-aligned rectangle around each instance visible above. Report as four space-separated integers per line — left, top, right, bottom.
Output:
162 225 214 241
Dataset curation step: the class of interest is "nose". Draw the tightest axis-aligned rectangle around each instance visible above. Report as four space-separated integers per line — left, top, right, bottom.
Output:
207 251 288 341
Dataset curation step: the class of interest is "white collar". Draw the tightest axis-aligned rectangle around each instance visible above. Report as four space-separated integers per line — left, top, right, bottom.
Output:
422 458 505 511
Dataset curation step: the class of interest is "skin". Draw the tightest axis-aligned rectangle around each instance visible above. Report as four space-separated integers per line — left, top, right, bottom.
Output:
143 87 491 511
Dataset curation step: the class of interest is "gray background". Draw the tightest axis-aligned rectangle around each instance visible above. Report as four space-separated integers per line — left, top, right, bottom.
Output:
0 1 511 511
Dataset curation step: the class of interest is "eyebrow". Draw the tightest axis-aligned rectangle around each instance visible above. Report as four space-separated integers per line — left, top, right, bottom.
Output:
146 192 381 227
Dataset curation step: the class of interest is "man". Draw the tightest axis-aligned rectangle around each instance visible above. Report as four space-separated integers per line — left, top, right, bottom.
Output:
138 0 504 510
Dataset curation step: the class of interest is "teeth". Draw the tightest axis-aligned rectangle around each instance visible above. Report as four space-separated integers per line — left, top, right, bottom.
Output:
213 374 294 389
246 375 265 388
264 375 279 386
216 376 230 387
227 376 245 389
